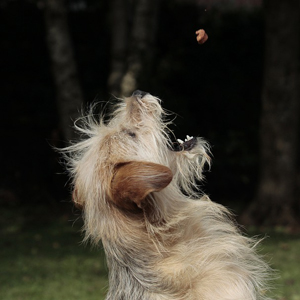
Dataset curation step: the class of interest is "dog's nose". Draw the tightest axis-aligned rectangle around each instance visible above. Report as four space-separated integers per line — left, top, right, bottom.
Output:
132 90 148 98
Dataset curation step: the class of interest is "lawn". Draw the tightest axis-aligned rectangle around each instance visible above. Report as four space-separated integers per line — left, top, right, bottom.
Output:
0 204 108 300
1 204 299 300
262 230 300 300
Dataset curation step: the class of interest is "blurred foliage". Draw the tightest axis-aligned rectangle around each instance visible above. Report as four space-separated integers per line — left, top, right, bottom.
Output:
0 0 263 207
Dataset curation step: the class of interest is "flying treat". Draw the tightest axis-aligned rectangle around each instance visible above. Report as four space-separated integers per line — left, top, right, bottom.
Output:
196 29 208 44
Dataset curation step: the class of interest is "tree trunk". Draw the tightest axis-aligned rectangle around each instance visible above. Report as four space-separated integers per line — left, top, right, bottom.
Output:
107 0 129 97
44 0 84 142
241 0 300 227
120 0 159 96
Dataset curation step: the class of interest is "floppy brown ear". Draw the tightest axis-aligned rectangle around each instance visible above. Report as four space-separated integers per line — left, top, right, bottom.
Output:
110 161 173 211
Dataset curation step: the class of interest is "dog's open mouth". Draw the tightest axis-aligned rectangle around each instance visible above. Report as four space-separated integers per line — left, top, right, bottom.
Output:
171 135 197 152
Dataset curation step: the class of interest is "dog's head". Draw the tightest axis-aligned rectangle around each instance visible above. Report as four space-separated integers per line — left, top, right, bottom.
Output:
97 90 171 165
72 91 172 209
64 91 210 240
106 91 174 211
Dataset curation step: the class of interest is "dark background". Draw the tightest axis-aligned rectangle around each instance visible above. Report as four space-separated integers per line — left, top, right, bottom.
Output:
0 0 273 216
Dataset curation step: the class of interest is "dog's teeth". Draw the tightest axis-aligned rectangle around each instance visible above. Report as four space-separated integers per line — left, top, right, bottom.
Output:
185 135 193 141
177 139 184 144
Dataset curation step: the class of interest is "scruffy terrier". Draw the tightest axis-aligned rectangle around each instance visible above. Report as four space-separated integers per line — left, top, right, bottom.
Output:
63 91 270 300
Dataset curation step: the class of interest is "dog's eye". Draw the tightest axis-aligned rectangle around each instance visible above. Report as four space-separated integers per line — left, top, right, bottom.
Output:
121 128 137 138
128 131 136 138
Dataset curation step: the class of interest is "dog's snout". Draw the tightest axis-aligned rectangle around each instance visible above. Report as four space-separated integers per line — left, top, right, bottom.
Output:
132 90 148 98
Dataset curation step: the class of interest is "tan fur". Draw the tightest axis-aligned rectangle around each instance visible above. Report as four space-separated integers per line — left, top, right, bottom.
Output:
62 91 271 300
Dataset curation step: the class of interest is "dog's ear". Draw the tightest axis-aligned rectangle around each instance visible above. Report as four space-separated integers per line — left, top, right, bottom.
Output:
110 161 173 210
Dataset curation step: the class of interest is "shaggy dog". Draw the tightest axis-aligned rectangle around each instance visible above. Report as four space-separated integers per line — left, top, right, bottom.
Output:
62 91 270 300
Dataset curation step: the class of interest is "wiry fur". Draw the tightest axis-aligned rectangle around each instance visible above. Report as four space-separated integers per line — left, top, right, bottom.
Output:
62 92 270 300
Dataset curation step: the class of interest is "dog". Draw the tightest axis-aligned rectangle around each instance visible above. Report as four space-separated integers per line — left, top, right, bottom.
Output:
62 90 270 300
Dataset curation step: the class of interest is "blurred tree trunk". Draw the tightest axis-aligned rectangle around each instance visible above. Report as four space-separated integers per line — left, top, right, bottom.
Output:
44 0 84 142
121 0 159 96
107 0 129 96
241 0 300 227
107 0 159 97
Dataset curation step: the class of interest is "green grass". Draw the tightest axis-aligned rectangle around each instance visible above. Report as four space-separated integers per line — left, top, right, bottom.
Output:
1 205 300 300
261 230 300 300
0 205 108 300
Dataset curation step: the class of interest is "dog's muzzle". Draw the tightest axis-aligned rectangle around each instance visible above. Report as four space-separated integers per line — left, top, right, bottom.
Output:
171 137 197 152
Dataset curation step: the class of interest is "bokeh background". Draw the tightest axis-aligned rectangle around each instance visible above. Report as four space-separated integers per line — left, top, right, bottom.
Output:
1 0 300 299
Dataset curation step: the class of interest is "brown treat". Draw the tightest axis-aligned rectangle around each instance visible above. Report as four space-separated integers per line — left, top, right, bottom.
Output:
196 29 208 44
